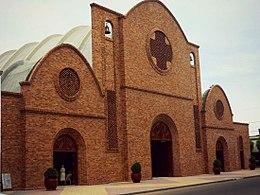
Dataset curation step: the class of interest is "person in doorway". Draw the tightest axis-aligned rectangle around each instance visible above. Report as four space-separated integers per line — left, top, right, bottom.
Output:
60 165 66 185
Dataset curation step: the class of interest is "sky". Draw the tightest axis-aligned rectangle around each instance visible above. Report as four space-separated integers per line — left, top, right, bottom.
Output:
0 0 259 135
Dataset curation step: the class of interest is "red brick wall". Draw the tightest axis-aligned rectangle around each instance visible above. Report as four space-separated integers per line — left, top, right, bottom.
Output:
21 45 104 116
18 44 123 189
123 1 199 99
91 3 128 180
234 122 250 169
1 92 25 189
202 85 249 173
21 112 123 188
122 1 204 179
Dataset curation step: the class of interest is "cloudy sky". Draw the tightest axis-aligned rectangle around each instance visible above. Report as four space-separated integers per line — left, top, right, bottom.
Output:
0 0 259 135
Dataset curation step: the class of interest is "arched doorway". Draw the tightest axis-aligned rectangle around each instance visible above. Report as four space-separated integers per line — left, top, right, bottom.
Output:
151 121 173 177
54 135 77 185
216 137 227 172
239 136 245 169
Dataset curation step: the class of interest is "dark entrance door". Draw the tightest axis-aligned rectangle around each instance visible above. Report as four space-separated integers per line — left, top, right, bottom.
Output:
240 151 245 169
239 136 245 169
151 140 172 177
216 140 225 172
151 122 173 177
53 135 77 185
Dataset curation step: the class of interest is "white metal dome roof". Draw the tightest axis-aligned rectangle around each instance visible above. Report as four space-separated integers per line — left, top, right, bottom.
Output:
0 25 92 92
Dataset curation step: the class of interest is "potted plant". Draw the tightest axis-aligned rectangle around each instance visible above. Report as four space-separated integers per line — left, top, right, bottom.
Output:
249 156 256 170
44 168 59 190
131 162 142 183
213 159 221 175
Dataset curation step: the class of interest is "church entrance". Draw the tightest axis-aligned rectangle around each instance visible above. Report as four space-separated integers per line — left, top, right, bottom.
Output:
53 135 77 185
151 121 173 177
216 140 225 172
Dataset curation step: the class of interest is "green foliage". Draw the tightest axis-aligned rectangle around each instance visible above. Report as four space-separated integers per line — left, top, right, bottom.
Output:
249 156 256 164
256 137 260 151
44 168 58 179
131 162 141 173
250 140 254 152
213 159 221 168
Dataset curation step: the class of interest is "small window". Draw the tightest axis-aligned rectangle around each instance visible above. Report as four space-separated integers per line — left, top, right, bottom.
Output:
105 20 113 39
56 68 80 101
190 52 195 66
215 100 224 120
148 30 172 73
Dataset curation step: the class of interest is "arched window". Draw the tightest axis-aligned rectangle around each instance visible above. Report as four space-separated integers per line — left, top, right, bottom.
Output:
105 20 113 39
190 52 195 66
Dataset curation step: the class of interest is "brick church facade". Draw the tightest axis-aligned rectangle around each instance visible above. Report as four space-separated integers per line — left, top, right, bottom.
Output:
1 0 250 189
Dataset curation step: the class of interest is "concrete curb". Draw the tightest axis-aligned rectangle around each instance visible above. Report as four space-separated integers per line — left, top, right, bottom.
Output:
120 175 260 195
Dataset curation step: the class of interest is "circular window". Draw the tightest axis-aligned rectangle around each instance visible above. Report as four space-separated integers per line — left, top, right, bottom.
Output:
147 30 172 74
57 68 80 101
215 100 224 120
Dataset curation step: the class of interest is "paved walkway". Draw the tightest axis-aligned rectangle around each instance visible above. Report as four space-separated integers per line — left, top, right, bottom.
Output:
3 169 260 195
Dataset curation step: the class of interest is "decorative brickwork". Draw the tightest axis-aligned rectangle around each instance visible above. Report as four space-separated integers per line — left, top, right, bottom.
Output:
148 30 172 73
56 68 80 101
54 135 77 152
193 105 201 149
107 90 118 149
151 122 171 141
215 100 224 120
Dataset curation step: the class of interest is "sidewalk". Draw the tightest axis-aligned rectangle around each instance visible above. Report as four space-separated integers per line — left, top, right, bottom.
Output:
3 168 260 195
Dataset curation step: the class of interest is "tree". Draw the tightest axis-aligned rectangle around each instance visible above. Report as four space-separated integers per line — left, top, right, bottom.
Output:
250 140 254 152
256 137 260 151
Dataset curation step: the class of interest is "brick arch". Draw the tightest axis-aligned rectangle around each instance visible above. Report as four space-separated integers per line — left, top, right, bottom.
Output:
24 43 104 97
150 114 181 176
151 121 172 141
202 85 233 116
54 134 77 152
216 136 230 172
126 0 191 44
151 114 178 136
53 128 87 185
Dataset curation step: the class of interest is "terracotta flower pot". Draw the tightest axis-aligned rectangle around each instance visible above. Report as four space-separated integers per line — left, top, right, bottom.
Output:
44 178 58 190
131 172 142 183
213 167 221 175
249 164 256 170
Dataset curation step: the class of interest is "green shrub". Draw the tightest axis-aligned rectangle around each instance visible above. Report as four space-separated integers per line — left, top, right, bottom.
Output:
44 168 58 179
213 159 221 168
249 156 256 164
131 162 141 173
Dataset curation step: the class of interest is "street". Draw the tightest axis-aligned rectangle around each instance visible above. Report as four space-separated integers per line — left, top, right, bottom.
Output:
139 176 260 195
